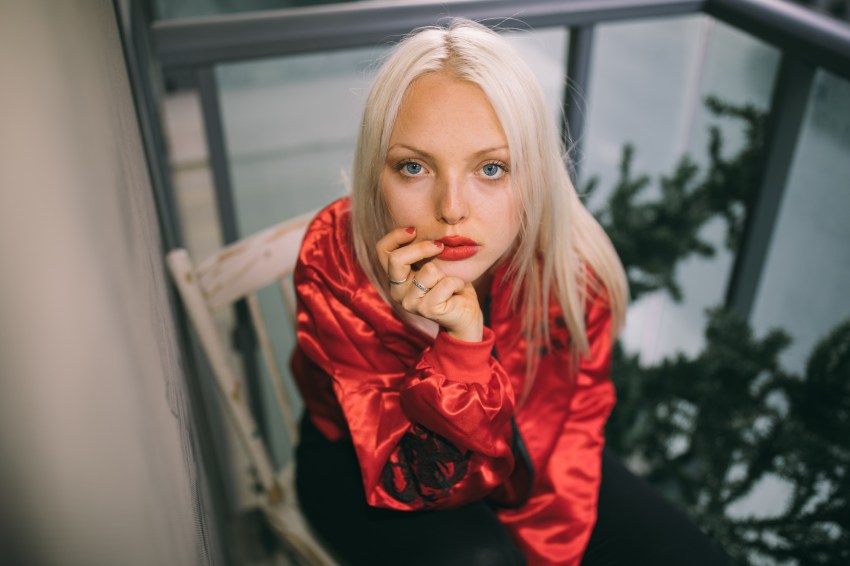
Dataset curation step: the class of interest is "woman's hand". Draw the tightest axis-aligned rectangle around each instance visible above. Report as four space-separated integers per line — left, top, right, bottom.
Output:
377 227 484 342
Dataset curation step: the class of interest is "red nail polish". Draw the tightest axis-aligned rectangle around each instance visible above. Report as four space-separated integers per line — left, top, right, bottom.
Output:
434 241 443 247
406 227 415 234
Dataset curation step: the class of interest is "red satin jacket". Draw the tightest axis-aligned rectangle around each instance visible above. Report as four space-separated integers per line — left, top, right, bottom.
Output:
291 198 615 565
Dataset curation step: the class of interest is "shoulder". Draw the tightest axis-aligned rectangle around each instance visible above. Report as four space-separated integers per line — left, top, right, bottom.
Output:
295 196 370 304
298 197 355 274
301 197 352 254
294 199 417 350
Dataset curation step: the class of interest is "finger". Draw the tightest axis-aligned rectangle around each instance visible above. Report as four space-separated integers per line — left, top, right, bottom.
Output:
376 227 416 290
387 239 444 273
386 241 444 301
410 277 431 295
375 227 417 261
421 280 482 338
400 262 443 311
410 261 444 296
419 276 466 317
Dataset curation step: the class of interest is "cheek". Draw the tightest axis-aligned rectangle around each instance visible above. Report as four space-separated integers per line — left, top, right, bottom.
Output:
381 191 413 229
492 198 521 254
379 173 404 228
489 193 520 234
381 176 429 229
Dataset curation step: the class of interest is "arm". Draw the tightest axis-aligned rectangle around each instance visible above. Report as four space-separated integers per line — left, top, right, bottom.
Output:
295 260 516 511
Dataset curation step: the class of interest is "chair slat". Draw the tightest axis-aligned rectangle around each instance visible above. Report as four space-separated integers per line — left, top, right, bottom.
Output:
167 209 339 564
279 271 298 332
247 292 298 442
167 249 280 501
196 210 313 311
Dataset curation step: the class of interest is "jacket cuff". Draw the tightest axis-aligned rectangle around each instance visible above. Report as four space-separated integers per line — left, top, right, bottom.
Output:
422 328 495 385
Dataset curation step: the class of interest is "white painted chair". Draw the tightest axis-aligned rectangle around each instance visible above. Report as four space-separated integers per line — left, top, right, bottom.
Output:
166 210 338 566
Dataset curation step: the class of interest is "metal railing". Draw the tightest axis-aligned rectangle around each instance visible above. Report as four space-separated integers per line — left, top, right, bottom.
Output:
148 0 850 317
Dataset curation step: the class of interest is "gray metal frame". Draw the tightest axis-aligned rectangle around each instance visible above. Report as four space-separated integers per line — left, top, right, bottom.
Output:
706 0 850 79
725 54 816 317
147 0 850 320
196 67 241 243
153 0 704 68
118 0 184 250
563 24 596 180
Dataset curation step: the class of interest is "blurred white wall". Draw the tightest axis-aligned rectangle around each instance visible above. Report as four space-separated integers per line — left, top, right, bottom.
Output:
0 1 204 564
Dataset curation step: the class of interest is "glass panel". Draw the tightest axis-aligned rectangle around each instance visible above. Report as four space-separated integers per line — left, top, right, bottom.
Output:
217 46 384 235
585 18 848 563
581 16 780 363
583 15 709 189
504 27 568 133
751 69 850 374
727 69 850 563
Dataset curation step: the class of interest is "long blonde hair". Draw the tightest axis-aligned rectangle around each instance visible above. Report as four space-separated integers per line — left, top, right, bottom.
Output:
351 19 628 381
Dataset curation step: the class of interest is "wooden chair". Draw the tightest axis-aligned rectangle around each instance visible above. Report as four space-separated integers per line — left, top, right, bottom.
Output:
166 210 338 566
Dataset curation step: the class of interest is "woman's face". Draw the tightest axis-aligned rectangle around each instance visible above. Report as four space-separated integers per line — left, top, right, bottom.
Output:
380 72 521 289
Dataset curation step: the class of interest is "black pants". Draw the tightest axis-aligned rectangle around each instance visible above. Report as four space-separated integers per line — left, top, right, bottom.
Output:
295 416 728 566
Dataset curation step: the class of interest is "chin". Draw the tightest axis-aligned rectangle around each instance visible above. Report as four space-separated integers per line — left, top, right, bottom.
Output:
432 259 487 284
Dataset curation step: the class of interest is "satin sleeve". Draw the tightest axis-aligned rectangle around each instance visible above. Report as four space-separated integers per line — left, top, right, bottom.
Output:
503 297 615 566
294 262 516 511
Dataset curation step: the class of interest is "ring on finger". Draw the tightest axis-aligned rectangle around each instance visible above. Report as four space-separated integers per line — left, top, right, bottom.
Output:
412 278 430 293
388 273 409 285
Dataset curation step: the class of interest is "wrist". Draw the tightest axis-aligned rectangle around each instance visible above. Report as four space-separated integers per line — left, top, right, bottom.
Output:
424 328 495 384
446 317 484 343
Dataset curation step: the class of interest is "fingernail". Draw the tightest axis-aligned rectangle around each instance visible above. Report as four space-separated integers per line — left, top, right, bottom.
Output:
405 227 415 234
434 241 443 247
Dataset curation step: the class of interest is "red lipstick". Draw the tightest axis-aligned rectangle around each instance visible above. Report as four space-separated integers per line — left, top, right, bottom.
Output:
436 236 479 261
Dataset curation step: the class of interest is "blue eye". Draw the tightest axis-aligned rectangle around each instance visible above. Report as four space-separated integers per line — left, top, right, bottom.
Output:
481 162 506 179
403 162 423 175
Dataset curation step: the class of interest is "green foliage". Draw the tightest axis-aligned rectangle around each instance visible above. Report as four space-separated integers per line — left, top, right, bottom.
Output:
607 311 850 565
594 98 850 565
586 96 765 302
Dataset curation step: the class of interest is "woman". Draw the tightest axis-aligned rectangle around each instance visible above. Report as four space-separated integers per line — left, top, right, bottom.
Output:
292 19 726 566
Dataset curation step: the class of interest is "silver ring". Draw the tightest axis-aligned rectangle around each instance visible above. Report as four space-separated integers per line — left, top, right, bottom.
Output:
412 278 430 293
388 274 408 285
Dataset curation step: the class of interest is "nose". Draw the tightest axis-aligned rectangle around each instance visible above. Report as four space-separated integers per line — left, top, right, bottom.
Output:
435 173 468 225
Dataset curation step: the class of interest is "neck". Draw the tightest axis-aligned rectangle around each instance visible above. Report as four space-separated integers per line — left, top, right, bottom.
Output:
473 270 494 308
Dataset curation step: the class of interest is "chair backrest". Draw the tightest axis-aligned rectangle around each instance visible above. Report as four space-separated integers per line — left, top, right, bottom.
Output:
166 210 315 504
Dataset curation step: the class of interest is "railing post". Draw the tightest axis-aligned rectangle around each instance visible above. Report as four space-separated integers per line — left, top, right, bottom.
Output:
195 67 240 244
563 24 595 181
118 0 184 251
725 54 816 318
196 67 269 449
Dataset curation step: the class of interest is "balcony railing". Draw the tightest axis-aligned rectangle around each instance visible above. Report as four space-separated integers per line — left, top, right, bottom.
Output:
146 0 850 318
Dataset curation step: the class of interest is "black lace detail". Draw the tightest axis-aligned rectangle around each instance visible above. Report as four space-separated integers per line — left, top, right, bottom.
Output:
381 423 471 504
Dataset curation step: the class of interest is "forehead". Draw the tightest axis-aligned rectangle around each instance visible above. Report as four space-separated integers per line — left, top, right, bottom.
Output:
389 72 508 150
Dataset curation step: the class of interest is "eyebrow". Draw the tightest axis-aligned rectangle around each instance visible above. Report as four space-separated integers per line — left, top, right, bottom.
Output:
387 143 510 159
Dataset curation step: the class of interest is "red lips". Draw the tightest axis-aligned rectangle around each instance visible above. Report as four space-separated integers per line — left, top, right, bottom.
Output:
437 236 477 246
436 236 479 260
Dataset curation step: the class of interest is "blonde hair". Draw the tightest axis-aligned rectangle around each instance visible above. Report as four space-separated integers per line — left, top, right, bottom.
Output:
351 19 628 386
